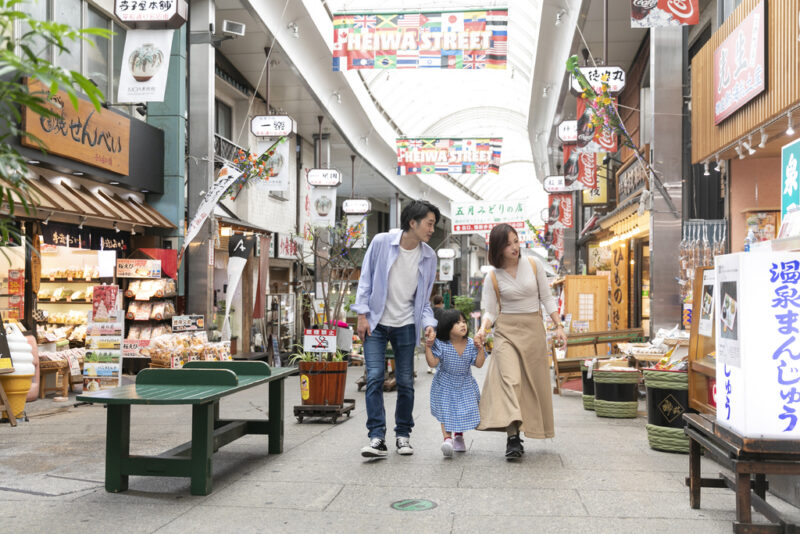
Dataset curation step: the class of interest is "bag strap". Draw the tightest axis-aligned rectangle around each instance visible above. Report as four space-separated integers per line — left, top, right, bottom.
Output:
528 257 546 314
490 270 502 313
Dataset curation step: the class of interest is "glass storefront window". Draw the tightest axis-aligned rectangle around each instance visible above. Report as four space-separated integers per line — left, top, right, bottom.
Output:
215 100 233 140
112 22 126 105
53 0 81 73
19 0 51 63
86 6 110 100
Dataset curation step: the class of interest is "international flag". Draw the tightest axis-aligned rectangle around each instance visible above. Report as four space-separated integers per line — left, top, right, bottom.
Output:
436 139 452 149
422 139 436 149
442 12 464 32
333 29 349 52
421 165 436 174
423 13 442 30
333 15 353 29
376 54 397 68
464 11 487 31
353 14 376 29
464 53 486 69
348 51 374 69
477 162 489 174
376 14 398 29
443 50 462 69
332 56 345 71
448 163 462 174
408 139 423 149
397 49 419 68
398 13 427 27
419 51 441 68
435 164 449 173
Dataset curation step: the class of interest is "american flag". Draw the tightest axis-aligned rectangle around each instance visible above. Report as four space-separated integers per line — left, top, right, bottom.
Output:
464 53 486 69
353 14 376 29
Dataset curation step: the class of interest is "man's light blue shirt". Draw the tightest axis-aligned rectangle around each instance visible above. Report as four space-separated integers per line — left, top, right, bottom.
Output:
351 229 438 343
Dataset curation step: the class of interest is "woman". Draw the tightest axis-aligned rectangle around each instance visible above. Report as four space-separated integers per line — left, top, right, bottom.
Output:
474 224 568 460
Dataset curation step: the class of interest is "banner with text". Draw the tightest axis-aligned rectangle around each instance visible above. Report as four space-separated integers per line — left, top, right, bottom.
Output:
117 30 174 103
333 10 508 71
548 194 574 230
397 138 501 175
451 200 528 234
631 0 699 28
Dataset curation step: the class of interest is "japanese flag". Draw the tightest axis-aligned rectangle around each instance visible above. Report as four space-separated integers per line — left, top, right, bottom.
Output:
443 13 464 33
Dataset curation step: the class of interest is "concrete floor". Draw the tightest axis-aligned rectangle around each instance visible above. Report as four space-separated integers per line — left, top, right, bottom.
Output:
2 358 800 533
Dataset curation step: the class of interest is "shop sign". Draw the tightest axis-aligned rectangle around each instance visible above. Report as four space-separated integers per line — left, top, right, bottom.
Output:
439 258 454 281
307 169 341 186
116 259 161 278
121 339 150 358
713 1 766 125
437 248 456 259
342 199 371 214
616 154 649 201
250 115 295 137
610 242 629 330
303 328 337 353
576 97 618 153
346 214 367 248
551 228 565 261
583 154 609 205
557 121 577 143
453 221 524 234
115 0 187 28
41 222 88 249
631 0 699 28
563 144 596 189
450 200 528 234
172 314 205 332
396 138 502 175
309 187 336 227
22 79 130 175
569 65 626 95
253 137 290 192
781 137 800 218
275 233 299 259
332 9 508 71
545 175 581 193
117 30 174 103
547 194 573 229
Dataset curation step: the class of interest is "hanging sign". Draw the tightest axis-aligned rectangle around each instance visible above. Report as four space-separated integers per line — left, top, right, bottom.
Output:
396 138 502 175
713 1 765 125
552 228 565 261
303 328 337 353
563 144 596 189
616 153 649 201
576 97 618 153
116 258 161 278
117 30 174 103
610 243 629 330
544 175 573 193
22 79 130 175
439 258 454 281
557 121 577 143
451 200 528 234
569 66 626 95
250 115 295 137
346 214 367 248
307 169 342 186
781 136 800 218
276 233 299 259
630 0 699 28
332 9 508 71
253 137 290 192
310 187 336 227
342 199 371 214
547 194 574 229
115 0 187 28
583 154 609 205
437 248 456 259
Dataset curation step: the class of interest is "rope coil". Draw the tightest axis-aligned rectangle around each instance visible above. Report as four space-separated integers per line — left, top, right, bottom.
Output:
643 370 688 390
594 399 638 418
594 370 640 384
582 394 595 411
646 424 690 453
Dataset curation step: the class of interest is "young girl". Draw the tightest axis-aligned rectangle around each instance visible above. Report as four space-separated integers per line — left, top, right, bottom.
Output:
425 309 486 457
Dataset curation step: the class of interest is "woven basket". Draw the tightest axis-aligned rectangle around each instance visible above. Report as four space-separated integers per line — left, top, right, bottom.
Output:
39 359 68 370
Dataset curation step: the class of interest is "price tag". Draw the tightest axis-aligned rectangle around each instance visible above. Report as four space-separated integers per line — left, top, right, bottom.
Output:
172 315 205 332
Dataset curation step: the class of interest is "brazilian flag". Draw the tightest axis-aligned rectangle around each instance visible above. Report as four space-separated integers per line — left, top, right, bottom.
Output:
376 55 397 69
421 165 436 174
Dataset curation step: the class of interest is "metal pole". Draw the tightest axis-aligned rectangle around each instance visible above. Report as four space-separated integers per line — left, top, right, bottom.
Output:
317 116 323 167
350 154 355 199
264 47 270 112
603 0 608 65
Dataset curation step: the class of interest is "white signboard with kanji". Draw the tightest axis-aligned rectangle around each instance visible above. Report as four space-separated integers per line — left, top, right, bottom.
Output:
303 328 337 353
251 115 295 137
115 0 187 28
570 66 626 95
450 200 529 235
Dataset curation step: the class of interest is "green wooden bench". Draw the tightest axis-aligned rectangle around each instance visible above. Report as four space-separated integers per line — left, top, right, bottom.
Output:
76 361 297 496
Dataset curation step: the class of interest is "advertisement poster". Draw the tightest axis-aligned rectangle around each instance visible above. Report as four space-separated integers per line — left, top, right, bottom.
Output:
451 200 528 234
439 258 454 281
346 215 367 248
333 10 508 71
547 194 574 229
84 318 123 391
712 1 765 124
782 138 800 218
563 143 597 189
396 138 502 175
715 256 741 368
698 269 715 338
172 314 205 332
583 154 609 205
117 259 161 278
309 187 336 227
588 244 612 274
117 29 174 103
576 97 618 153
253 136 290 192
631 0 699 28
92 285 119 322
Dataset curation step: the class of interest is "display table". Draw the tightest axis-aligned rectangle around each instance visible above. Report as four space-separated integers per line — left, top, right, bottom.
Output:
683 413 800 533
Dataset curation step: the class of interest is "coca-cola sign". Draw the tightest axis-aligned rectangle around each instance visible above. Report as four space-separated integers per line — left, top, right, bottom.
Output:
548 194 573 229
631 0 699 28
713 1 766 125
552 228 565 261
575 97 618 153
563 144 597 190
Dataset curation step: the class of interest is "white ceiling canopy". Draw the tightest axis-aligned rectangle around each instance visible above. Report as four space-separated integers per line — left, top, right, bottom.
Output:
323 0 545 207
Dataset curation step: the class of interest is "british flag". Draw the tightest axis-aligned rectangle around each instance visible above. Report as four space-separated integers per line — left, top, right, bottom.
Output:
408 139 423 149
464 53 486 69
477 162 489 174
353 14 376 29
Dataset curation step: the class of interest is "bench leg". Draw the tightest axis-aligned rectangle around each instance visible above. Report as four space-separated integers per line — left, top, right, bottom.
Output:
754 473 767 500
689 436 701 509
268 378 284 454
735 471 753 525
190 402 214 496
106 404 130 492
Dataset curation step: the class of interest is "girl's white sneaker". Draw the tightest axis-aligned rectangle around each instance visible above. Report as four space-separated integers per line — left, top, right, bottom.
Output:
441 437 454 458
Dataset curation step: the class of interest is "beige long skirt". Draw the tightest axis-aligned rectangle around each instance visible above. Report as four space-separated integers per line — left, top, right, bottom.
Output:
477 312 554 439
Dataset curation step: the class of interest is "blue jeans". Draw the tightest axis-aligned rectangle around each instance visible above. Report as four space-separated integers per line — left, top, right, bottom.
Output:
363 323 416 440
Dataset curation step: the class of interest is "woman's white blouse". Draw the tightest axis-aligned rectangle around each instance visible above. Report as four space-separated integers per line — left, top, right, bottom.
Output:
481 257 558 324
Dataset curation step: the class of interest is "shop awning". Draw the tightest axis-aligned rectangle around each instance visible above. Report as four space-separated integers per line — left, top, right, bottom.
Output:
214 202 271 235
23 169 174 229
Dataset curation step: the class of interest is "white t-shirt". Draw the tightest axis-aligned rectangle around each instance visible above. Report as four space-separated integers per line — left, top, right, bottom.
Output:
379 244 421 327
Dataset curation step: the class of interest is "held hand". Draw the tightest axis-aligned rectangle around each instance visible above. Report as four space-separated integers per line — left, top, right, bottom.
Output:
555 326 568 347
474 330 484 346
425 326 436 343
357 315 371 341
425 337 435 348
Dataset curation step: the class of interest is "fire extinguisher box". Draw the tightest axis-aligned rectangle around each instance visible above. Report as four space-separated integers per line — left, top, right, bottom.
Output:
715 251 800 439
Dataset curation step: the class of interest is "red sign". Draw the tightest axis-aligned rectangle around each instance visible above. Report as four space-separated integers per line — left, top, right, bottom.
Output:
548 194 574 229
577 97 618 153
631 0 699 27
452 221 524 233
713 1 766 125
552 229 565 261
564 144 597 190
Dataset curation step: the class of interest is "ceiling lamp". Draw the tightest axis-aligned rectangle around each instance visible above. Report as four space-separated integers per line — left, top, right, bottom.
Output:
743 135 755 155
714 154 722 172
735 142 744 160
788 111 796 136
703 162 709 176
758 127 768 148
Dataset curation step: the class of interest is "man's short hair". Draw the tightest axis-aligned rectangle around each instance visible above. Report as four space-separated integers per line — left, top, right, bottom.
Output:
400 200 441 231
432 295 443 306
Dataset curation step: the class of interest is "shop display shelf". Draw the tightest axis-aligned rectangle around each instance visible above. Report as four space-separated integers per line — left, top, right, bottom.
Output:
41 277 101 283
690 359 716 378
40 299 92 304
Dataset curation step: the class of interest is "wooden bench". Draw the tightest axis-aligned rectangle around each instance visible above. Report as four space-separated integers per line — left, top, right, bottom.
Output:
76 361 297 496
552 328 643 394
684 413 800 533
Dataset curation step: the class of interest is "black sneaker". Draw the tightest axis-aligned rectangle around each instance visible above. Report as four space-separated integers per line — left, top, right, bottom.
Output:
361 438 388 458
505 434 524 460
396 436 414 455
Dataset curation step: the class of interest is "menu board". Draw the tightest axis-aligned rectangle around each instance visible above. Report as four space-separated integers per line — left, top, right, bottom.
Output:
116 259 162 278
85 288 124 391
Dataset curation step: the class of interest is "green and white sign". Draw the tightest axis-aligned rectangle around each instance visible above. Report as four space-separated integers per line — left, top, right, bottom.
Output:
782 138 800 218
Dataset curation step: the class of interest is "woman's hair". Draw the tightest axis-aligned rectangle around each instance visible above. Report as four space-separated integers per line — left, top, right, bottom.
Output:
488 223 518 268
436 308 467 341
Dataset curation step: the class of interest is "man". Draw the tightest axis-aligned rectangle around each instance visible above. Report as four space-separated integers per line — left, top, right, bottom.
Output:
351 200 440 458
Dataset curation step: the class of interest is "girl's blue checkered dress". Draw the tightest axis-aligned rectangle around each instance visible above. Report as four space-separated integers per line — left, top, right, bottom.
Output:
430 338 481 432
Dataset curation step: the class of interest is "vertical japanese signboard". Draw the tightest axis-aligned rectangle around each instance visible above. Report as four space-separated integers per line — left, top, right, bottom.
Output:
782 138 800 218
583 154 609 205
713 1 766 125
610 242 629 330
576 97 618 153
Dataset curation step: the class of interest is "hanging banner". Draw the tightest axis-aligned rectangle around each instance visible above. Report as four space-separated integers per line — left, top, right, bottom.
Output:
631 0 699 28
179 164 243 266
439 258 454 281
782 138 800 218
563 144 596 189
552 228 565 261
713 1 765 124
548 194 574 229
253 235 271 319
396 138 502 175
253 137 290 192
310 187 336 227
451 200 528 234
221 234 256 341
345 214 367 248
610 242 629 330
577 97 618 153
117 30 174 103
332 9 508 71
583 154 609 205
569 66 626 96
